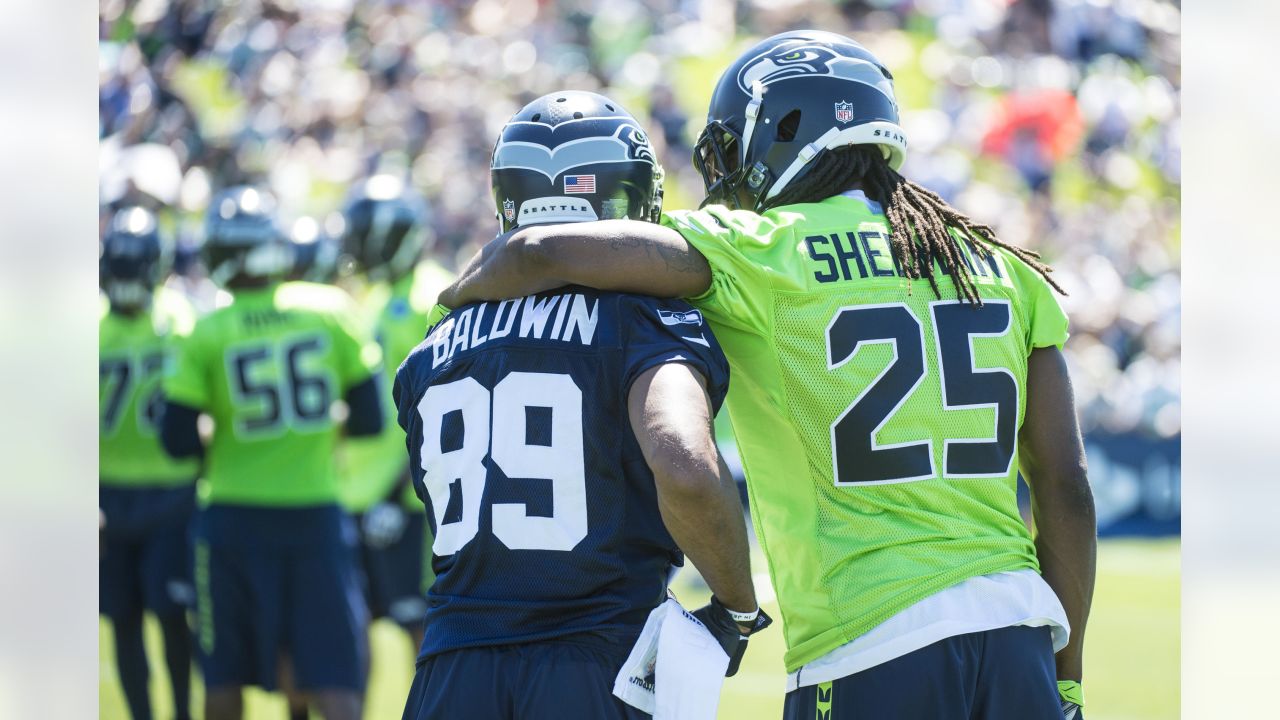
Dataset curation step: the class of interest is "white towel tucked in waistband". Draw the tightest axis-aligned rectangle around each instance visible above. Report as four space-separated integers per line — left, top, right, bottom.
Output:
613 597 729 719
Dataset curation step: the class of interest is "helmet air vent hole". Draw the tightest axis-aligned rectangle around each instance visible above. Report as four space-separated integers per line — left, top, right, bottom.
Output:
573 111 584 119
531 113 541 122
606 104 615 111
777 110 801 142
556 97 566 102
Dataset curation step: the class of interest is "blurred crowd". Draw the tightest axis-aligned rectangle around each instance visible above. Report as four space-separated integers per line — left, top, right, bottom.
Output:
99 0 1181 440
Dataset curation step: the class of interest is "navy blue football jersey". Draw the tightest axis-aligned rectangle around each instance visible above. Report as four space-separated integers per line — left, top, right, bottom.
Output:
393 287 729 662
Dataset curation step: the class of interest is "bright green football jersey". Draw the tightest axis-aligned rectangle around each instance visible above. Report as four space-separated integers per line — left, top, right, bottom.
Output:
338 261 453 511
100 288 200 486
662 193 1069 671
163 281 382 507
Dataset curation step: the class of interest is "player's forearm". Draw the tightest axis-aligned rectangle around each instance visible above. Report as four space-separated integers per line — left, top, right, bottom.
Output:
439 228 565 307
344 375 386 437
159 401 204 459
1031 475 1096 682
440 221 712 307
655 455 757 614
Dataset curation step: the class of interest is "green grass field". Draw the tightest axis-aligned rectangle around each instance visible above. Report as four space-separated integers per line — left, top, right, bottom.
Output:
100 538 1178 719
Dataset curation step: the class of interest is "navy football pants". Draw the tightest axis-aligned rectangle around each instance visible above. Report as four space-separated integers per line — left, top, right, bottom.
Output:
783 625 1064 720
402 641 650 720
99 485 196 620
356 510 429 627
195 504 369 692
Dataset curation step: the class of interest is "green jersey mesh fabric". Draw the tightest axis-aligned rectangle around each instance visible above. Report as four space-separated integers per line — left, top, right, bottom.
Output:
163 281 382 507
338 261 453 512
100 288 200 486
662 193 1068 671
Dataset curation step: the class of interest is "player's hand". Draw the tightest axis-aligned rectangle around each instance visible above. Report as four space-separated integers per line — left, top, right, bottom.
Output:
1058 681 1084 720
691 596 772 677
362 502 407 549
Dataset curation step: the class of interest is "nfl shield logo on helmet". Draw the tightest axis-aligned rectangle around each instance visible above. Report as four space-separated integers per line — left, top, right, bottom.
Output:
834 101 854 123
502 198 515 222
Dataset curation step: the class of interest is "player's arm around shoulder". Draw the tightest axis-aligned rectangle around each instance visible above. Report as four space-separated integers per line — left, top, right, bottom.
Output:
440 219 713 307
1020 345 1096 697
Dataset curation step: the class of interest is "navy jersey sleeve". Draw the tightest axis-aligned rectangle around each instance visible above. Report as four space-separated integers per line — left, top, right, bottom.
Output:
618 297 730 413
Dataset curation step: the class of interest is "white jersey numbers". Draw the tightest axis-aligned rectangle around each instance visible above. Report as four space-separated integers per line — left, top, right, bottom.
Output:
416 371 588 555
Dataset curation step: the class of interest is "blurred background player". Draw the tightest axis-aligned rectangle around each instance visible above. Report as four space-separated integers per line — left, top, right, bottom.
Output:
100 206 198 720
440 31 1096 720
287 215 341 285
396 91 766 719
159 186 384 720
333 174 452 670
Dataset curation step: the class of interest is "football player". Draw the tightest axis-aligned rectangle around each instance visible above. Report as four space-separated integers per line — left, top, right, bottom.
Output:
99 206 198 720
335 175 452 658
437 31 1096 720
159 186 383 720
395 91 768 719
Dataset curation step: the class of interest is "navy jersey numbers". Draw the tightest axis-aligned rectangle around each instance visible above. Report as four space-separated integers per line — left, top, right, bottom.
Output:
100 351 167 436
826 300 1018 484
224 334 335 438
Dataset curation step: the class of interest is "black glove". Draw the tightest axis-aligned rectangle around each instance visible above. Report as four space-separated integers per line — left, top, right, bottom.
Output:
691 595 773 677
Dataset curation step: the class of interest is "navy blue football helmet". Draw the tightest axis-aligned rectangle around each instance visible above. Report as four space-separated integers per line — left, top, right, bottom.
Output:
203 186 291 287
693 30 907 211
101 206 165 311
289 216 341 283
338 175 431 283
491 91 663 233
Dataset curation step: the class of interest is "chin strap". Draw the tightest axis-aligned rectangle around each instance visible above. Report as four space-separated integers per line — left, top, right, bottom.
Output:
738 80 766 176
764 120 909 203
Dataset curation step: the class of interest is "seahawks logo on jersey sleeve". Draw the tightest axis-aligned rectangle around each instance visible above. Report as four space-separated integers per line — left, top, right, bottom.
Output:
657 308 703 327
735 42 897 104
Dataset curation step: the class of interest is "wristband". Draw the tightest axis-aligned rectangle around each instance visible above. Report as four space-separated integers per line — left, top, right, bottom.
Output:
725 606 760 624
1057 680 1084 707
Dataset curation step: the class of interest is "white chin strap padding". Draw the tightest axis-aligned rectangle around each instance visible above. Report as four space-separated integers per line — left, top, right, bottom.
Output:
767 127 840 202
765 121 909 202
738 80 765 172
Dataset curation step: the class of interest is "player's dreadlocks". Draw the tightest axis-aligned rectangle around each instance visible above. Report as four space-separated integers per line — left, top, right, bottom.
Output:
765 145 1065 305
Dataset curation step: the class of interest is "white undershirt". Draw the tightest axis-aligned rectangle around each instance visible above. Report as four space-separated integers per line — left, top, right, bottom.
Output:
787 569 1070 691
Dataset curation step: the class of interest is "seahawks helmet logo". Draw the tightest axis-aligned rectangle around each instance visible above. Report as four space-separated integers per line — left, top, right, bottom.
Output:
493 121 656 182
735 42 898 106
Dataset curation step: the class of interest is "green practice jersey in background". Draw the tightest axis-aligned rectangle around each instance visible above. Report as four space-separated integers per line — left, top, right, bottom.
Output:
163 281 382 507
662 192 1069 672
338 261 453 512
100 288 200 486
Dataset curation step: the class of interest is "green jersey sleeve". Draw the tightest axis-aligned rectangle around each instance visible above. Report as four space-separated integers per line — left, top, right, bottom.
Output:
661 206 782 333
163 320 210 409
423 302 450 333
1004 251 1070 350
331 300 383 391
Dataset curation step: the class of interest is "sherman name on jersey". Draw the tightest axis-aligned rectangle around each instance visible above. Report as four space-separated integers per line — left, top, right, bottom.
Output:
662 191 1071 671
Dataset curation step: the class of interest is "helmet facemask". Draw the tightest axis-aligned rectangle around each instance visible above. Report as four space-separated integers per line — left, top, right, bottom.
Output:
101 207 164 313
